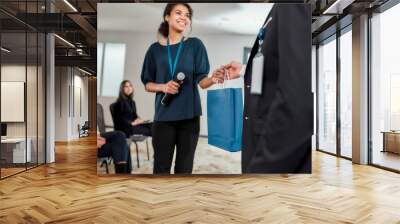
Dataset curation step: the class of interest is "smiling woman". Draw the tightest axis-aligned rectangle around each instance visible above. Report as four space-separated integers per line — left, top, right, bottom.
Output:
141 3 228 175
157 3 193 41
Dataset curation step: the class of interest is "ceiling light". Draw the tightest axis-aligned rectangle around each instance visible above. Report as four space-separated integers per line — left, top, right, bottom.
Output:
63 0 78 12
1 47 11 53
78 67 92 76
54 34 75 48
323 0 354 15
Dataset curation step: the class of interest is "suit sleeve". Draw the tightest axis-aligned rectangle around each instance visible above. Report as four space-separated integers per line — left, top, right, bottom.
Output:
266 4 313 147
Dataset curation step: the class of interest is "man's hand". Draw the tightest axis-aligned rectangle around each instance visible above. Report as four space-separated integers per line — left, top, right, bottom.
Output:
97 134 106 148
224 61 242 79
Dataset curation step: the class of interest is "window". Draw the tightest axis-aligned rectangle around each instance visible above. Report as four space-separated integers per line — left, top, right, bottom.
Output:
243 47 252 65
390 74 400 130
312 46 317 150
339 29 352 158
370 3 400 171
97 42 126 97
317 36 337 154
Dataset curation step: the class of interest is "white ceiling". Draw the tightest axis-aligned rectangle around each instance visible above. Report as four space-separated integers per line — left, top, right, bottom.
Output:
98 3 273 35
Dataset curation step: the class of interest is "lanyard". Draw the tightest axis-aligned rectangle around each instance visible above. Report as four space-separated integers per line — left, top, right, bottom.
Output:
257 17 272 53
167 36 184 80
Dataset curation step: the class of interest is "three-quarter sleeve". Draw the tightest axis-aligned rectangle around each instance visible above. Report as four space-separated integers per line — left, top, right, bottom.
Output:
193 38 210 83
141 46 156 85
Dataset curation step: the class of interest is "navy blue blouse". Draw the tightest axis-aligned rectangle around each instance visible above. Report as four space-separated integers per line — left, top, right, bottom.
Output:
141 37 210 122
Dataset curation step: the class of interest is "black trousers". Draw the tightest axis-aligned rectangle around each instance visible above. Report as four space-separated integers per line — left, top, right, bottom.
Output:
131 122 152 136
152 117 200 174
98 131 132 174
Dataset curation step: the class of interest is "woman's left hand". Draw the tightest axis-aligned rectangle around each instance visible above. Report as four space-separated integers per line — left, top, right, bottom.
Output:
132 118 144 126
211 66 225 84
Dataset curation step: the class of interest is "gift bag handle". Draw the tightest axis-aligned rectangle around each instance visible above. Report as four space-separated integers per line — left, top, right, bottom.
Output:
216 69 230 89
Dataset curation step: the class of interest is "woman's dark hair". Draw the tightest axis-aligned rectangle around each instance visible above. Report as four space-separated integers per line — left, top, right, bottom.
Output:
118 80 133 102
158 3 193 38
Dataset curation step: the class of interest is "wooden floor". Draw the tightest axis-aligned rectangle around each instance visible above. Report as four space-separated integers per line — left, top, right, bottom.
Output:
372 150 400 171
1 167 26 178
1 136 400 223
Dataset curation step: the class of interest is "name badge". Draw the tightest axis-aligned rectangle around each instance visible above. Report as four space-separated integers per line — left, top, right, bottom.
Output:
250 52 264 95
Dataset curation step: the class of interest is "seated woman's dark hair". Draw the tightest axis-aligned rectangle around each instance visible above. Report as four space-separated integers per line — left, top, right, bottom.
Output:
158 3 193 38
118 80 133 102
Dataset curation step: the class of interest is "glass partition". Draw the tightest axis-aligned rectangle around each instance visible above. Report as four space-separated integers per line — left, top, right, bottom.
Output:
370 3 400 171
1 31 28 177
339 29 352 158
317 36 337 155
27 30 38 169
0 2 46 179
38 32 45 165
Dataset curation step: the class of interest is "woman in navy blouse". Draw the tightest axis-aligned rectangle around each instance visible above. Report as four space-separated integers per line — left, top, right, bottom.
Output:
141 3 225 174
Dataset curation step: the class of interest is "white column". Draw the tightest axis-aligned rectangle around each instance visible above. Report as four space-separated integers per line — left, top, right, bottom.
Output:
46 33 55 163
352 14 369 164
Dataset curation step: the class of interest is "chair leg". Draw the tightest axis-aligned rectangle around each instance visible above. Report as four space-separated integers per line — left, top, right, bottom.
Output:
146 138 150 160
135 141 140 168
105 163 109 174
101 160 109 174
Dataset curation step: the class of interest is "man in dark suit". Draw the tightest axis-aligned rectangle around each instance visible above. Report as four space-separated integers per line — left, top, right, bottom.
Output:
225 4 313 173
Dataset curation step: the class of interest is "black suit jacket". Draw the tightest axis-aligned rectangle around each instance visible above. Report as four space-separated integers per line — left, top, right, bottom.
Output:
111 99 138 137
242 4 313 173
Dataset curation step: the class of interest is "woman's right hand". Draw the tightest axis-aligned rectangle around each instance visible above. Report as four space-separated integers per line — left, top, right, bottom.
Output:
162 80 180 94
97 134 106 148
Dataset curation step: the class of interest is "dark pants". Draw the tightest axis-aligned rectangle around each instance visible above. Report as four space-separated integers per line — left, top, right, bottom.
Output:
152 117 200 174
131 122 152 136
98 131 132 174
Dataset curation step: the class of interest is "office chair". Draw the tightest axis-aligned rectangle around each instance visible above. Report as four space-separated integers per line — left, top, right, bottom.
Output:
97 103 113 174
78 121 90 138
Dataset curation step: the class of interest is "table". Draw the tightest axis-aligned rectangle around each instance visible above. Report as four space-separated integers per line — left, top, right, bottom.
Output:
1 138 32 164
382 131 400 154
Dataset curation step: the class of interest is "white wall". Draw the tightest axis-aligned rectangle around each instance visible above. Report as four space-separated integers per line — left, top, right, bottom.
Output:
73 74 89 137
98 31 255 135
55 67 69 141
1 65 38 137
54 67 89 141
1 64 46 163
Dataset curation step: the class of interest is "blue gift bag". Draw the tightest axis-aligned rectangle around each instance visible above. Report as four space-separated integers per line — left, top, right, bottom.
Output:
207 88 243 152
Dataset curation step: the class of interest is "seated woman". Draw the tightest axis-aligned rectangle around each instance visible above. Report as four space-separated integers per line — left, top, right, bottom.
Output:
112 80 152 137
97 131 132 174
